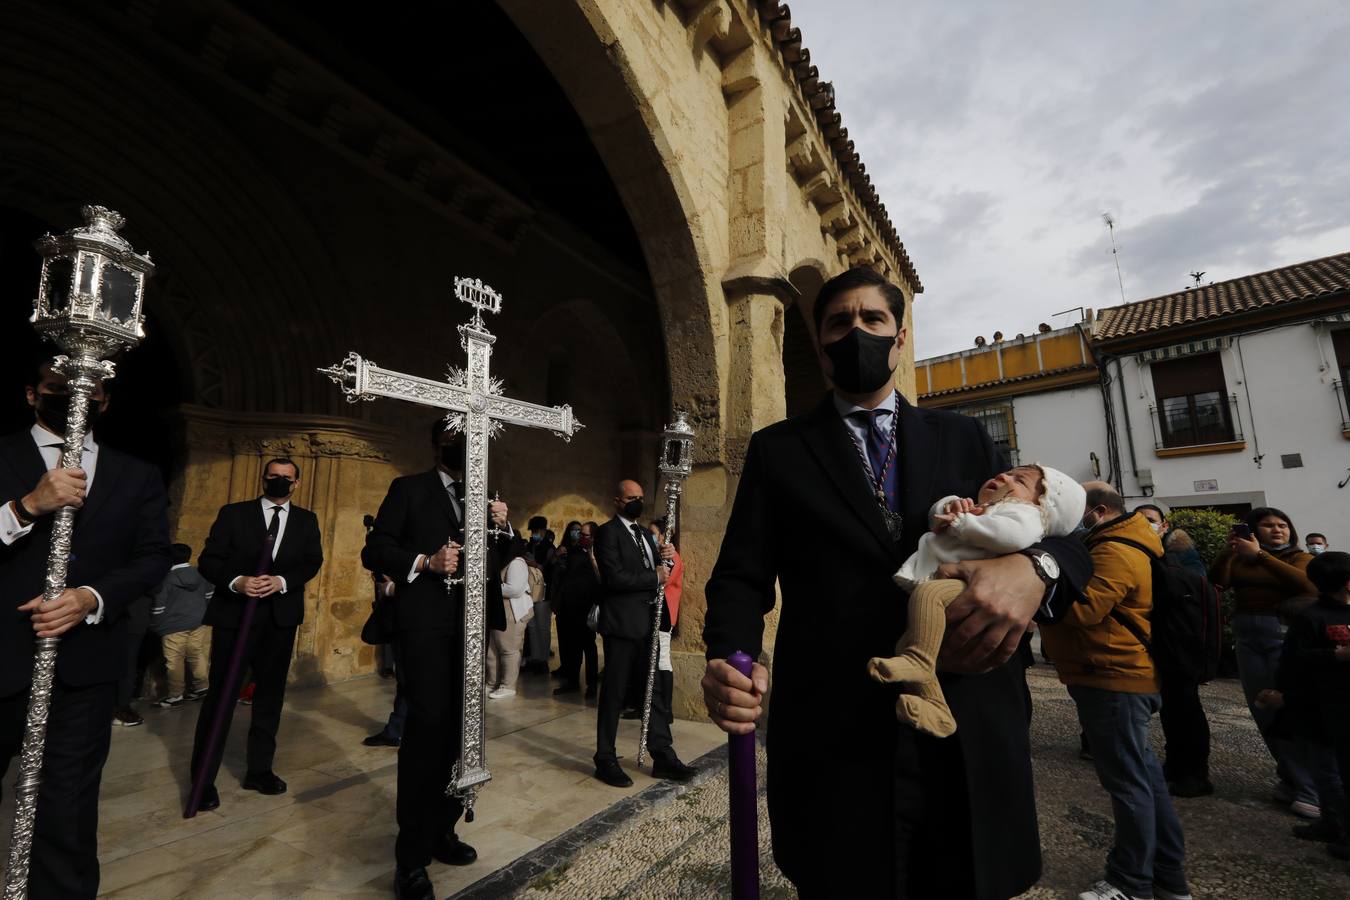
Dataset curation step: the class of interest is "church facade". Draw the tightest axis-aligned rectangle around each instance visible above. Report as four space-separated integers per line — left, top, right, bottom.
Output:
0 0 920 716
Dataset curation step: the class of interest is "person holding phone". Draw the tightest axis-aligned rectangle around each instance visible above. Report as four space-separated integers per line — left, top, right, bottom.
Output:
1210 507 1318 816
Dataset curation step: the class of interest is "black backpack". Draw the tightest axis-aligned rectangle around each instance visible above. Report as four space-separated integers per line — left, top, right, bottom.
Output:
1101 536 1223 683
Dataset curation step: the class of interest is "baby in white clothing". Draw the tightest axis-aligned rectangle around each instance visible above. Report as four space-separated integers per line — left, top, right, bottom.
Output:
867 464 1086 737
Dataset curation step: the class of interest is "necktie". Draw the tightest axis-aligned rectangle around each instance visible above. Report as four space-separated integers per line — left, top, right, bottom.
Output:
254 505 282 576
630 524 653 570
446 481 464 522
851 410 890 482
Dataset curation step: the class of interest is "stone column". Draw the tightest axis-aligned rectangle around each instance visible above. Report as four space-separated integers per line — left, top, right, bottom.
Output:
669 275 792 719
170 405 401 686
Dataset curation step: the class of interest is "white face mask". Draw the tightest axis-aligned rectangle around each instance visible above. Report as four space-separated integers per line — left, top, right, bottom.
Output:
1148 522 1163 535
1309 544 1327 555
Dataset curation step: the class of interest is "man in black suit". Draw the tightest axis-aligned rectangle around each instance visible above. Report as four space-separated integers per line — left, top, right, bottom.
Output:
0 360 171 899
592 480 693 788
701 267 1093 900
362 420 514 900
188 457 324 811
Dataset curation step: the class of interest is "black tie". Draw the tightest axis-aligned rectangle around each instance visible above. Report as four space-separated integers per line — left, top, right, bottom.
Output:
255 505 282 576
630 524 652 570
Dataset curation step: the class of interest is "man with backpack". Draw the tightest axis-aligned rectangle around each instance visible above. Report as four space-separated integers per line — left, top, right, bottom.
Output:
1136 504 1219 798
1042 483 1191 900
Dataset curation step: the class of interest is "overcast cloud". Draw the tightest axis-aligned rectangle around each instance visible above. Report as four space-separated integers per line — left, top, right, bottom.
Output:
787 1 1350 359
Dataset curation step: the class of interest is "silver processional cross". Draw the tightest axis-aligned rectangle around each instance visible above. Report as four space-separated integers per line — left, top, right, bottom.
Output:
320 276 582 818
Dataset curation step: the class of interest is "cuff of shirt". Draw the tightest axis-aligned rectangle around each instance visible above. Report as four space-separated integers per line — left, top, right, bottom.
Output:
81 586 105 625
277 576 288 594
1 502 34 546
229 577 244 594
407 555 424 583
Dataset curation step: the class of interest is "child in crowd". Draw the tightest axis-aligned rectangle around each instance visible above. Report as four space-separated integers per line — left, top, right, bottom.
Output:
868 464 1086 737
151 543 213 708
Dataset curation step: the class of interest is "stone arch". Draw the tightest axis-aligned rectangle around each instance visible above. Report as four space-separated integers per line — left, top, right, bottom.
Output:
0 2 355 416
496 0 725 455
785 262 829 417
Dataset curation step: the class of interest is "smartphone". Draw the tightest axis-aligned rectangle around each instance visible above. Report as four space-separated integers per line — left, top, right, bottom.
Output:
1232 523 1252 540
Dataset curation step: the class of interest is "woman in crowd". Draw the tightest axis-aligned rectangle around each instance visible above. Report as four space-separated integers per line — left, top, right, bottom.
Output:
1210 507 1319 816
486 536 532 700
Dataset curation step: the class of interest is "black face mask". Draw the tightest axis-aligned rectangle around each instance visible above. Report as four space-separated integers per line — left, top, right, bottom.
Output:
622 499 644 520
822 327 897 395
439 445 459 470
35 392 101 435
263 476 293 499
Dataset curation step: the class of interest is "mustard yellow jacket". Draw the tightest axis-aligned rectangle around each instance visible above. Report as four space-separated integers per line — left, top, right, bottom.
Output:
1042 511 1160 693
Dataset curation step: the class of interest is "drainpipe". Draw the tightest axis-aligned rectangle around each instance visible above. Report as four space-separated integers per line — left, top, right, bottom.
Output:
1114 357 1141 492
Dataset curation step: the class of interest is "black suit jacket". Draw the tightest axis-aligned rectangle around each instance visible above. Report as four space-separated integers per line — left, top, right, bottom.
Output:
704 394 1091 900
0 430 171 695
594 517 670 640
198 500 324 629
361 469 507 635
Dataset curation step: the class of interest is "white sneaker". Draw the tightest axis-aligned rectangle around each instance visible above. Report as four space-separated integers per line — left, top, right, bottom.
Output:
1155 886 1194 900
487 687 517 700
1078 880 1142 900
1291 799 1321 819
155 695 185 709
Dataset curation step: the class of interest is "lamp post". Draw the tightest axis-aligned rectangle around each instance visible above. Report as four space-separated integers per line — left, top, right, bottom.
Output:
3 206 153 900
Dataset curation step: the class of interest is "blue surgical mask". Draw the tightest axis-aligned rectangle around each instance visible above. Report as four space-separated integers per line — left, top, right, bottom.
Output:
1309 544 1327 555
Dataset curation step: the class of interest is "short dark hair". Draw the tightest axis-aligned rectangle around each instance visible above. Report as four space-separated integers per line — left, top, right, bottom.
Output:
429 416 449 446
811 267 906 335
1246 507 1298 549
528 515 548 532
170 543 193 565
1308 551 1350 596
265 457 300 479
1307 532 1328 544
1135 503 1166 522
1085 484 1125 515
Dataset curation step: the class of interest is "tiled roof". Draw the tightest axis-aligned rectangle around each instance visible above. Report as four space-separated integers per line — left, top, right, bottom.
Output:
756 0 921 292
1095 252 1350 341
920 364 1096 400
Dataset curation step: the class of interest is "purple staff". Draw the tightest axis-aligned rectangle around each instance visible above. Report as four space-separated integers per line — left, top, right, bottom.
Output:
727 651 760 900
182 517 278 818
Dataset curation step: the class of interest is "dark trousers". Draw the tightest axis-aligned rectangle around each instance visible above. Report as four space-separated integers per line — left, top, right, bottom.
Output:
395 628 465 869
189 618 297 787
594 634 672 764
382 643 409 742
1159 675 1211 782
115 630 148 709
1323 704 1350 831
557 605 598 688
1 680 116 900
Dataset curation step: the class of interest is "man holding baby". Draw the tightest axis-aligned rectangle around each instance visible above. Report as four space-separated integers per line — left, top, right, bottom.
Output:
701 267 1093 900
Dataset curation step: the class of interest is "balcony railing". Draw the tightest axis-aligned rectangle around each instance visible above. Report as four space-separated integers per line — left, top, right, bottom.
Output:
1149 392 1245 451
1336 380 1350 432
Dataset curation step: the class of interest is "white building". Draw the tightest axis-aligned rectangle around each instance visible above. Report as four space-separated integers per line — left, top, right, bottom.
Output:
916 252 1350 542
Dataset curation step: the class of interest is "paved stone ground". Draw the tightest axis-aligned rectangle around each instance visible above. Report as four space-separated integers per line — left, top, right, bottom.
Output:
480 664 1350 899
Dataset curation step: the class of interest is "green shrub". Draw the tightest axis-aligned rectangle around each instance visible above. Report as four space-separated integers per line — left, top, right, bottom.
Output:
1168 507 1238 569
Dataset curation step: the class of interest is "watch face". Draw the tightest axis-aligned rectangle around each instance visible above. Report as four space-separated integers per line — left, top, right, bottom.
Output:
1039 553 1060 580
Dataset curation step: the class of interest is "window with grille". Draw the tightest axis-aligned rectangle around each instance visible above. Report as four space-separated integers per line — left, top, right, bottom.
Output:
955 403 1018 467
1150 353 1235 447
1333 329 1350 427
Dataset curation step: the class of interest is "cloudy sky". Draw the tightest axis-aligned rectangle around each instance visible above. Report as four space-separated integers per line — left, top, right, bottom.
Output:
788 1 1350 359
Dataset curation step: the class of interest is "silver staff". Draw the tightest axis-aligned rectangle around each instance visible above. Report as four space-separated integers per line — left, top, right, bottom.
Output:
637 412 696 768
320 277 581 820
4 207 154 900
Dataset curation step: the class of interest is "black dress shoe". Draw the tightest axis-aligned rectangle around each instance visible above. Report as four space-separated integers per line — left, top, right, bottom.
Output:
363 730 400 747
433 833 478 866
394 866 435 900
594 760 633 788
553 681 580 696
651 756 696 783
197 785 221 812
1168 776 1214 798
242 771 288 795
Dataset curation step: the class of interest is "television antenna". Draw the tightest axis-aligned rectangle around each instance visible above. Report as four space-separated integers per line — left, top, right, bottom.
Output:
1101 212 1127 304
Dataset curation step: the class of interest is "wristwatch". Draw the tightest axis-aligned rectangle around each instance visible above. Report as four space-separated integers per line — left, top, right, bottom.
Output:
1020 550 1060 593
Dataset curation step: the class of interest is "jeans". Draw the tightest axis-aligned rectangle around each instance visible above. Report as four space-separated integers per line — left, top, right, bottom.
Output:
1232 613 1318 804
1069 685 1188 899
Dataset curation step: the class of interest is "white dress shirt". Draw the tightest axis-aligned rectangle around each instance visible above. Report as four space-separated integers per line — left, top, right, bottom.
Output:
833 390 898 476
0 423 105 623
228 498 292 594
405 469 513 583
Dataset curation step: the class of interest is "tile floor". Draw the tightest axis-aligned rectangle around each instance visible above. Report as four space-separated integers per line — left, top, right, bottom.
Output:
0 671 724 899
